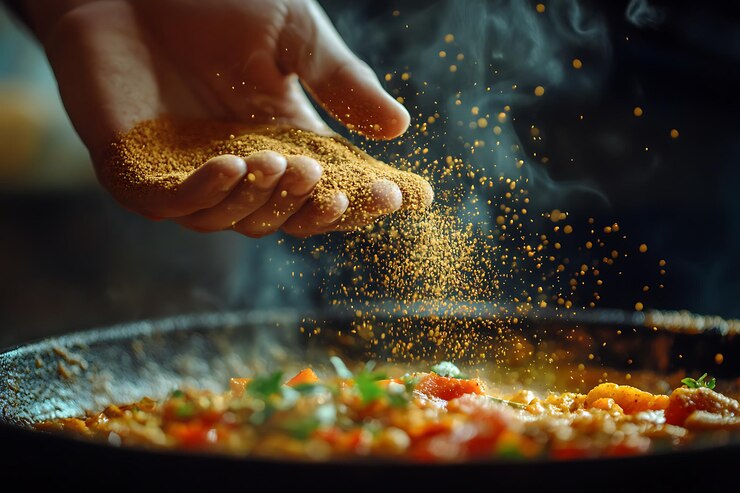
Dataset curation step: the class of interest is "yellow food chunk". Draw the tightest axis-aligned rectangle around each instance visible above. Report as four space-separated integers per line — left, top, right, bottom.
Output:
585 383 668 415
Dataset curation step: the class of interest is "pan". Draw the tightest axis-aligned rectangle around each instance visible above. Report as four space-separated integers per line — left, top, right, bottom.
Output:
1 309 739 491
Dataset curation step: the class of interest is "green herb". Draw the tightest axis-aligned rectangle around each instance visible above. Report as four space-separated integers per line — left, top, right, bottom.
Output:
353 369 410 408
246 371 284 398
497 442 525 459
248 403 276 426
281 417 321 440
401 373 422 391
430 361 465 379
174 401 197 419
681 373 716 390
281 403 336 440
387 386 410 408
291 382 328 395
355 371 387 404
244 372 286 425
170 389 185 398
489 396 526 409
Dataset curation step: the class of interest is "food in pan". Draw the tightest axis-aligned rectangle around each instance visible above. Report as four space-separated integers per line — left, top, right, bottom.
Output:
36 360 740 461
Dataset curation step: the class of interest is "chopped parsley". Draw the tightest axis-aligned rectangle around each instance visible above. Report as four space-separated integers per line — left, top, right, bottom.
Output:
244 372 288 425
355 370 387 404
246 371 284 398
174 401 196 419
329 357 410 407
681 373 716 390
281 403 336 440
489 396 526 409
291 382 331 396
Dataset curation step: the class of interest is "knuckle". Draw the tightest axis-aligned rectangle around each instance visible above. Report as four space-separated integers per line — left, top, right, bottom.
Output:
246 151 288 175
288 157 323 182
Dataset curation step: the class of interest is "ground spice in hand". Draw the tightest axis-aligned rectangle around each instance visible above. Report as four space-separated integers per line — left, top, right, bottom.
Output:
101 117 433 224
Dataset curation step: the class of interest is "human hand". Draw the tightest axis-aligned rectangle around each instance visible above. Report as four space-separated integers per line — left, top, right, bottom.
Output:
28 0 419 236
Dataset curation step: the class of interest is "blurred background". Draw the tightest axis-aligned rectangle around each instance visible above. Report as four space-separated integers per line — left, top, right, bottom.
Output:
1 0 738 348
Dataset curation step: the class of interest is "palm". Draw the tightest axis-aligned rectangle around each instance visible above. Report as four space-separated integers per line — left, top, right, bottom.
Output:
49 0 342 159
141 0 336 130
42 0 416 236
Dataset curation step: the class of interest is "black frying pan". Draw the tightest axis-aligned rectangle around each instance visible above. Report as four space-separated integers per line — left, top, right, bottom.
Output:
1 309 739 491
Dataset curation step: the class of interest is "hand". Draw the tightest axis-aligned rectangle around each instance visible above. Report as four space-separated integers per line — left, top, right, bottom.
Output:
29 0 413 237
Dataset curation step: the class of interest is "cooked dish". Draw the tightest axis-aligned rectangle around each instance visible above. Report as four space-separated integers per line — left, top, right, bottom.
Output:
36 360 740 462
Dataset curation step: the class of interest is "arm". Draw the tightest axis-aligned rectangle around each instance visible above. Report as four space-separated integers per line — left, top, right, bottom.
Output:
13 0 414 237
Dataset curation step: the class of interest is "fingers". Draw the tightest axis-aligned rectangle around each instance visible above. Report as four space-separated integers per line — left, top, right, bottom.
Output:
161 155 411 238
326 179 403 232
366 179 404 216
174 151 287 231
144 154 247 218
281 192 349 238
279 1 410 140
232 156 323 237
283 179 402 237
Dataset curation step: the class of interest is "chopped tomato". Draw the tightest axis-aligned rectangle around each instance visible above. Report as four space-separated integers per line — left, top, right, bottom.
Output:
313 427 365 452
199 409 224 424
463 429 505 457
665 386 740 426
415 373 484 401
286 368 319 387
408 436 450 462
551 442 590 460
605 436 650 457
167 421 212 448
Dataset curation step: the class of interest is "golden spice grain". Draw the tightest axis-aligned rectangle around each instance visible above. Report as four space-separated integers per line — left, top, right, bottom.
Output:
101 117 432 225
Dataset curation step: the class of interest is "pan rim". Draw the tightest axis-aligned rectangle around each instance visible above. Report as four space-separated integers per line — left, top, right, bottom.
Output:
2 308 740 467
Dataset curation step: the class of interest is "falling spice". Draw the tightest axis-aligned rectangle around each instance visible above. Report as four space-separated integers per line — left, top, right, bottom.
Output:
101 117 433 226
101 78 659 368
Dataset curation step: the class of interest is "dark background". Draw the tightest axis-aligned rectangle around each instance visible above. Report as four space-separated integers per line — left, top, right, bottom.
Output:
1 0 739 348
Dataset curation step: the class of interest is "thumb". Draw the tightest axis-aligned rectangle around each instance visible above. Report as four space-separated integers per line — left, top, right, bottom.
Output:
278 0 409 140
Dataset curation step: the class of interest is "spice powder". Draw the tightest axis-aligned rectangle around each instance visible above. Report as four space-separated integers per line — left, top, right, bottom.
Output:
101 117 433 225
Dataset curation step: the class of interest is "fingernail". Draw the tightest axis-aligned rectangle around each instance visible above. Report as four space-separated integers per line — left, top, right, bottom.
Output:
319 192 349 224
284 159 322 196
218 155 247 178
245 151 287 175
371 179 402 213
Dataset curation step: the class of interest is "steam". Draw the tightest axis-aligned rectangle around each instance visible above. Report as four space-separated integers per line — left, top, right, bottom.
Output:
239 2 621 315
625 0 666 28
334 0 612 218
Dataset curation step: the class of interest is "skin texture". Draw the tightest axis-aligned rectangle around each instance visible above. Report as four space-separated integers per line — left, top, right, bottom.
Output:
24 0 411 237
